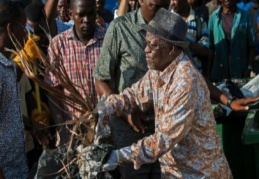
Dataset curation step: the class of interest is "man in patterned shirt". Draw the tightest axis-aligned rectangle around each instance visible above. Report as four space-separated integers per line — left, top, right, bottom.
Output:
94 0 259 177
99 8 233 178
93 0 170 177
0 0 28 178
47 0 106 144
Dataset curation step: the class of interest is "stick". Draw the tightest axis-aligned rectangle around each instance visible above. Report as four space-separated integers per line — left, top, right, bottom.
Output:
33 65 42 113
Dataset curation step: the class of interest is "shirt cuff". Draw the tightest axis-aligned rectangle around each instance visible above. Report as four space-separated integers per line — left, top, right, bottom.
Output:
118 146 132 164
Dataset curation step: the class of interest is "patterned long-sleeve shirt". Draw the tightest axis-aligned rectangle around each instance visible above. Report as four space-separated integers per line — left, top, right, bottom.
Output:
105 53 232 178
0 53 28 178
47 26 106 120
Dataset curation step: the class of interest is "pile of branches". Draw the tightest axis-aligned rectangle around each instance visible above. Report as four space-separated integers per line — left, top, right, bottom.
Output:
8 32 113 178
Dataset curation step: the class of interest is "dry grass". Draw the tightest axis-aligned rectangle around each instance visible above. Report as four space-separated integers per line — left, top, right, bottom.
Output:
8 30 99 177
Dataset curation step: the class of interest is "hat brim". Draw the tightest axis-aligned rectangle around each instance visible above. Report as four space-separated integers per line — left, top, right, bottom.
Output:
141 24 189 49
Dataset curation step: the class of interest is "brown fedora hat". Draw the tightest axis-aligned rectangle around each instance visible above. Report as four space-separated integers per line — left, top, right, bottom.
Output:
142 8 189 48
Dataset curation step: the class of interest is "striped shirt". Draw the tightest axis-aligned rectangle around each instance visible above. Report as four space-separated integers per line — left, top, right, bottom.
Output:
185 7 209 46
172 7 209 71
47 26 106 119
187 7 209 71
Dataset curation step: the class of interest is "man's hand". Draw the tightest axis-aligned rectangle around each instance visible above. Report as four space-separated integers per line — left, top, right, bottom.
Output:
31 109 50 126
230 96 259 111
32 122 51 147
31 103 52 147
96 15 106 28
124 111 145 133
31 101 50 126
94 95 147 133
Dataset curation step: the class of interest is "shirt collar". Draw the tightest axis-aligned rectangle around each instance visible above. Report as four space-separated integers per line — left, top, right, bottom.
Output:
136 9 147 32
0 53 13 67
215 5 240 21
155 52 185 87
66 25 105 45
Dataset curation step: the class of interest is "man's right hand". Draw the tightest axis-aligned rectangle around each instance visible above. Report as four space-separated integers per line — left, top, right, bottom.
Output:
32 122 51 148
124 111 145 133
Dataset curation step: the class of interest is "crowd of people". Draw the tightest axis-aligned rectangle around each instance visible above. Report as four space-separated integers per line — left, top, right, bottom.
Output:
1 0 259 178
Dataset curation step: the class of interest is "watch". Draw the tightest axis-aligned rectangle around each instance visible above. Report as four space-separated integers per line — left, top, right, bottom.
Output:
226 96 234 108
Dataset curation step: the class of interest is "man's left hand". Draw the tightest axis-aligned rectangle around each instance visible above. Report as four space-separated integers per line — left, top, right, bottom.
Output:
124 111 145 133
230 96 259 111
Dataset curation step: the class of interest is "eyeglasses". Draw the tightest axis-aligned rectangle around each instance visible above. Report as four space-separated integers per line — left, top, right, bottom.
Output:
146 41 166 51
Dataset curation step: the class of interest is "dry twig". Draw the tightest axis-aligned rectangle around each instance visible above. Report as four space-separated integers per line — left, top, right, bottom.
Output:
8 31 98 177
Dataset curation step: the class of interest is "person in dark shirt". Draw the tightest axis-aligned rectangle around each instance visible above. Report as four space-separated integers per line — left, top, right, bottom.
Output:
0 1 28 177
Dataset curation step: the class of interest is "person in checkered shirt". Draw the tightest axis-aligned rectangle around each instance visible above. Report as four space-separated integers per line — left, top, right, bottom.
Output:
46 0 106 145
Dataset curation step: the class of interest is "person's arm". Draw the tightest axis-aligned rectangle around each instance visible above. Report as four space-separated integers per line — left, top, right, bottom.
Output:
93 20 147 132
44 0 58 21
104 70 154 113
28 90 51 147
44 0 58 37
95 77 149 132
103 68 199 170
95 78 113 97
93 20 118 98
189 18 209 57
93 20 118 90
47 87 68 145
205 77 259 111
204 76 227 104
116 0 129 17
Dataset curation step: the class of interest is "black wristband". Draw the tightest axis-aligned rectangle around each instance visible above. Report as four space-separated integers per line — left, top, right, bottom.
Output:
226 97 234 108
